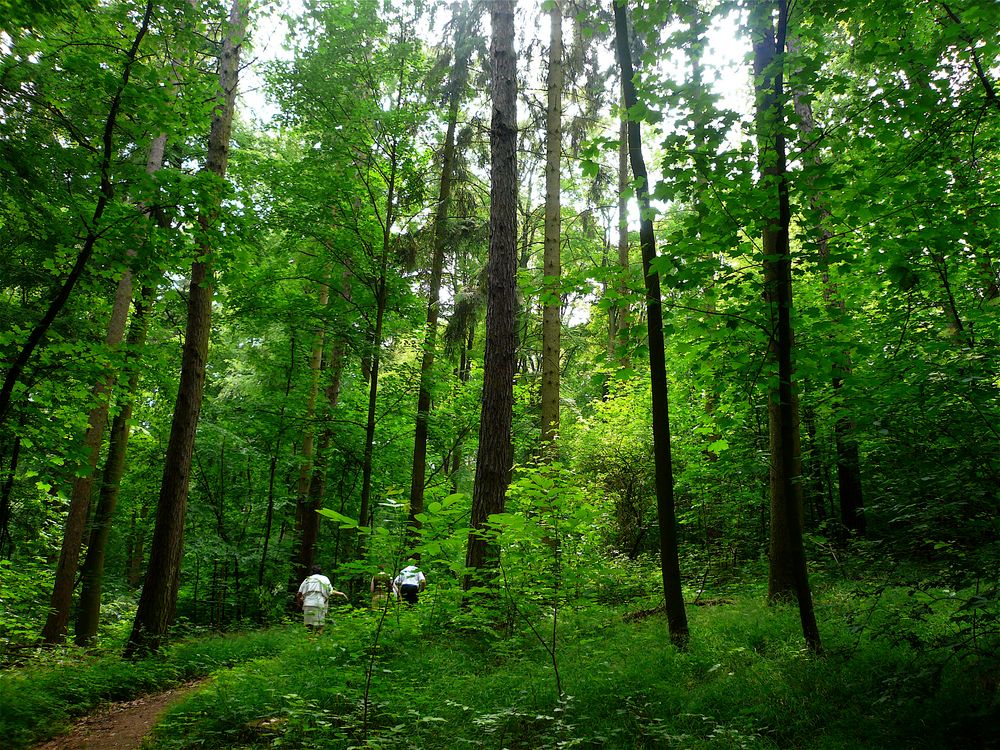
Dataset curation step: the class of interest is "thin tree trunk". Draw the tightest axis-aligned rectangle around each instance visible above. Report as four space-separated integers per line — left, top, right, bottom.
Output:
408 3 474 540
74 286 154 645
125 500 148 588
56 131 167 645
450 317 476 492
41 237 137 645
787 34 865 537
287 274 330 597
359 234 393 540
124 0 248 657
0 413 25 558
613 0 689 649
359 48 408 551
614 90 630 369
258 334 296 587
464 0 517 589
540 0 563 451
753 0 822 652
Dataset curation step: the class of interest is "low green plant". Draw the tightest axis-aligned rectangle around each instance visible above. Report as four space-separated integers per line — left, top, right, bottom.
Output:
0 626 291 749
145 582 997 749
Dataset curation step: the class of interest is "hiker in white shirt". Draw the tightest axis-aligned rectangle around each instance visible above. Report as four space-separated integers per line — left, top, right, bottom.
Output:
296 565 347 633
392 563 426 605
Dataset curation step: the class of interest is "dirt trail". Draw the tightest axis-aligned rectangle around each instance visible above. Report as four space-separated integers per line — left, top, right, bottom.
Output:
33 682 203 750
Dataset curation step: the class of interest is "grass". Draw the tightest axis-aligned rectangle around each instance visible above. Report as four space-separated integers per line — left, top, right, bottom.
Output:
1 573 993 750
145 584 998 750
0 626 292 750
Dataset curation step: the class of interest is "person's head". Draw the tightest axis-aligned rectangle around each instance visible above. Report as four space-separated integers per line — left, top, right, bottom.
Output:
310 565 322 575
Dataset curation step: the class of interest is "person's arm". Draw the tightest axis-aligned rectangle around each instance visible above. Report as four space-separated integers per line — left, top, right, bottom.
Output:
418 572 426 592
332 588 349 600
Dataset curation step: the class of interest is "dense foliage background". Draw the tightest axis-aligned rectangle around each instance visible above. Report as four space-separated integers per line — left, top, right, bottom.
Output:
0 0 997 745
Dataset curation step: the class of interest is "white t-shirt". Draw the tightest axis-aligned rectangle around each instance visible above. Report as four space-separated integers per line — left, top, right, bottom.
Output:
394 566 425 587
298 574 332 607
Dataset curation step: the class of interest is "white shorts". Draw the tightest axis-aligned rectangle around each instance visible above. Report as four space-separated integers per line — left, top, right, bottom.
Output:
303 605 327 626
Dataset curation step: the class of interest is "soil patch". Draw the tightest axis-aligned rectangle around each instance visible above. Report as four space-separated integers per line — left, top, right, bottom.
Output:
33 681 204 750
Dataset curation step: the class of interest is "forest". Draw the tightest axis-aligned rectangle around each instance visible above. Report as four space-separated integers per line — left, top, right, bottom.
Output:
0 0 998 747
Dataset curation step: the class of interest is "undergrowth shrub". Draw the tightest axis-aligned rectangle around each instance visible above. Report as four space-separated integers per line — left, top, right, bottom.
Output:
148 587 998 750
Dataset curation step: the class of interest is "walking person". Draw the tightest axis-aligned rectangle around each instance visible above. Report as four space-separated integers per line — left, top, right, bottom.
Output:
393 562 426 605
296 565 347 634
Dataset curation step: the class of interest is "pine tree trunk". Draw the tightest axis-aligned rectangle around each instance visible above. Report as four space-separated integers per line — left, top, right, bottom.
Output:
124 0 247 657
613 0 689 649
753 0 821 652
464 0 517 588
540 0 563 451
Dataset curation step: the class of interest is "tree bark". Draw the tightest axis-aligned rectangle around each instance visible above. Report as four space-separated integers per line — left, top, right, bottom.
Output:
124 0 248 657
753 0 822 652
613 0 689 649
540 0 563 451
41 233 137 645
464 0 517 589
49 129 167 645
74 286 154 645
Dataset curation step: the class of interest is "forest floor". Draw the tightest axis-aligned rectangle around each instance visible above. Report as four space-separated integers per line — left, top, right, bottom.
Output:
32 681 205 750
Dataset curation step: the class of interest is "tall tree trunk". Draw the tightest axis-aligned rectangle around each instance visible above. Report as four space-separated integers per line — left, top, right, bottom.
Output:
51 131 167 645
125 500 148 588
358 165 400 550
0 413 26 558
41 232 137 645
124 0 248 657
258 334 296 587
613 102 631 370
287 274 330 598
464 0 517 589
613 0 689 649
299 335 347 575
74 286 154 645
787 35 865 537
450 316 477 492
753 0 822 652
540 0 563 451
0 0 154 426
408 3 474 540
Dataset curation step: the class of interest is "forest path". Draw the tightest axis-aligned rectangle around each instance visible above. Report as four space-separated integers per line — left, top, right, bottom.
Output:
32 681 204 750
